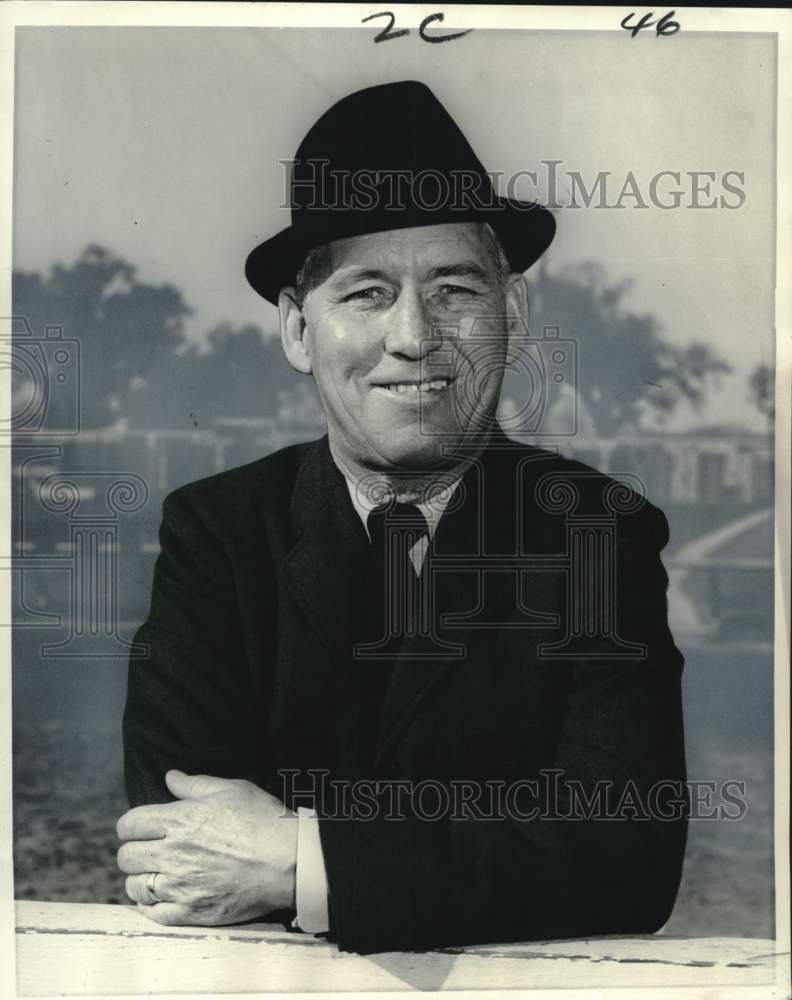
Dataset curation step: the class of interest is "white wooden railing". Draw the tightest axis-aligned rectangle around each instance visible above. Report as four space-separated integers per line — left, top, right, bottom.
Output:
13 901 782 995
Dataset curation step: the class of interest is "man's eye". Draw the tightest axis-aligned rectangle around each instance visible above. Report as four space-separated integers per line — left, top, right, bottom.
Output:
344 287 388 302
436 284 478 297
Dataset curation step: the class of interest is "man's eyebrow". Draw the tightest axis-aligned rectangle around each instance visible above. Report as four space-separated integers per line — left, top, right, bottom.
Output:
326 267 392 285
325 261 494 286
427 263 492 282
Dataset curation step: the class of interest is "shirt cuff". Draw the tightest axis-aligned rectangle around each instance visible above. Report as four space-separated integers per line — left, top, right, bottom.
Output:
291 806 330 934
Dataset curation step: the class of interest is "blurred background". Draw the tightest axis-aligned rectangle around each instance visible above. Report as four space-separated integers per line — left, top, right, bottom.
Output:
8 25 775 937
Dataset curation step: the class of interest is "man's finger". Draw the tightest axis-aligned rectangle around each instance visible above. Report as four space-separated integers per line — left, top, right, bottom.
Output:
125 873 174 906
165 769 246 800
117 841 165 875
125 874 150 905
116 805 169 842
138 901 194 926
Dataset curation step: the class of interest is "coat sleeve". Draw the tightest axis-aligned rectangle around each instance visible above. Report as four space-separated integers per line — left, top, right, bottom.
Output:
317 501 688 954
122 487 256 807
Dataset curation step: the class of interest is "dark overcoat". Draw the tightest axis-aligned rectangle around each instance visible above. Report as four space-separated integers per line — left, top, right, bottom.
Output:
123 430 687 954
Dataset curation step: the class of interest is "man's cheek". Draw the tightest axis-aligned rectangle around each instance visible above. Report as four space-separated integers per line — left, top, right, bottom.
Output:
311 339 360 390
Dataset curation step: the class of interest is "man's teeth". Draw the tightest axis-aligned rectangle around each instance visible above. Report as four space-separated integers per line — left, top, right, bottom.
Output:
386 380 449 394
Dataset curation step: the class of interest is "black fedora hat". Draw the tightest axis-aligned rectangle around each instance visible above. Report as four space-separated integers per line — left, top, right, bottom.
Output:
245 80 555 304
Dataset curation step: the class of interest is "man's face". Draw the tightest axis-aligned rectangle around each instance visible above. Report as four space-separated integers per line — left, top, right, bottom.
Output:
283 223 522 472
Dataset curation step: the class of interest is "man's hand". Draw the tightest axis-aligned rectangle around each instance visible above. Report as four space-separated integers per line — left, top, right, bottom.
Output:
116 770 298 926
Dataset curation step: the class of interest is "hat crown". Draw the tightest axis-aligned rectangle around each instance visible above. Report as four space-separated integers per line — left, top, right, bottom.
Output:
245 79 556 304
291 80 488 191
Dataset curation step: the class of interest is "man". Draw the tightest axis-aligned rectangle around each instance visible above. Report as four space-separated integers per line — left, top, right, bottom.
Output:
119 81 687 955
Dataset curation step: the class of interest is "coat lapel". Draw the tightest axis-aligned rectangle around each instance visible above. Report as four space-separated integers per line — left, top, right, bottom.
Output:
283 437 371 665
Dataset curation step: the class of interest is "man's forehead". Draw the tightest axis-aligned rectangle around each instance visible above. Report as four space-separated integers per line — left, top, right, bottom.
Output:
326 222 491 274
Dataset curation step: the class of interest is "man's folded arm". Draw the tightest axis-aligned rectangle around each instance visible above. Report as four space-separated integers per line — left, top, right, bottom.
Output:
317 502 688 954
123 487 257 807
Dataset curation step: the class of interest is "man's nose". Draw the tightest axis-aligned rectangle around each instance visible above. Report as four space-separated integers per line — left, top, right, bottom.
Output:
383 288 440 359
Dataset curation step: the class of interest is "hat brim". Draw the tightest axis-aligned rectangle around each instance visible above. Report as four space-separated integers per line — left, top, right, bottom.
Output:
245 198 556 306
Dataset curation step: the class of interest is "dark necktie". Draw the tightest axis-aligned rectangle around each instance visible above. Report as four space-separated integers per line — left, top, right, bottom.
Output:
353 502 430 763
365 502 430 650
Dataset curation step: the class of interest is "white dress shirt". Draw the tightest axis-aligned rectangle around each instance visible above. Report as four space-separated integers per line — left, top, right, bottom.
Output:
292 472 459 934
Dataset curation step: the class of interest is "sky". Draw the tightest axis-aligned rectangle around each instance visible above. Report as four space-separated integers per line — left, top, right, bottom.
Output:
12 25 777 432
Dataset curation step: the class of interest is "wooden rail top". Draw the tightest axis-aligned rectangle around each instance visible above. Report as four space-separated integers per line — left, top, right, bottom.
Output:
14 900 781 995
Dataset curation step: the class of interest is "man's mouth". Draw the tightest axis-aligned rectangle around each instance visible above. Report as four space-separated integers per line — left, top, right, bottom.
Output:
376 378 452 396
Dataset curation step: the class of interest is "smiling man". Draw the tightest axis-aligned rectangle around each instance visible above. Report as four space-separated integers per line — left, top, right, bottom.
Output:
119 81 688 954
279 222 523 474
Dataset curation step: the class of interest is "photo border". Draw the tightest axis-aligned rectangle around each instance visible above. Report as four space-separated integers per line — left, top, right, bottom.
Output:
0 4 788 999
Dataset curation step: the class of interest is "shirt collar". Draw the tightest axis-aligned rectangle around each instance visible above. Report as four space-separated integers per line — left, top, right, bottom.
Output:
327 442 461 540
341 473 459 542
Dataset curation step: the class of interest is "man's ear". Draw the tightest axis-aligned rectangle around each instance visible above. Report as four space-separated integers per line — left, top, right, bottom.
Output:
278 288 312 375
503 273 529 366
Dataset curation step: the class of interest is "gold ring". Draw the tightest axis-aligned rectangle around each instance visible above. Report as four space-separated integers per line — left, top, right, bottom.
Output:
146 871 160 903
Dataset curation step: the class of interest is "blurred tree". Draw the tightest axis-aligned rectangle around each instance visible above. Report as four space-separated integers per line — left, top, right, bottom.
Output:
12 245 300 432
13 245 190 429
135 322 296 431
747 364 775 421
514 260 733 438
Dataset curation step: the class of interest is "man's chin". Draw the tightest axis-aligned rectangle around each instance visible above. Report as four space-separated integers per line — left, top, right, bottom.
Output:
365 427 484 473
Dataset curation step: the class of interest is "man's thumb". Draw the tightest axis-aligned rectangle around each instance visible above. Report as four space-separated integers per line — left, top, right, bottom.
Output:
165 770 233 799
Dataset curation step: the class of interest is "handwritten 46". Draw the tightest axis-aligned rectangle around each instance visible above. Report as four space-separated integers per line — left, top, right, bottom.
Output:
620 10 680 37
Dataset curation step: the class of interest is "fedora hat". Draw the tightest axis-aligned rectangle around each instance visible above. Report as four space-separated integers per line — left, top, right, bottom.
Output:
245 80 555 304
